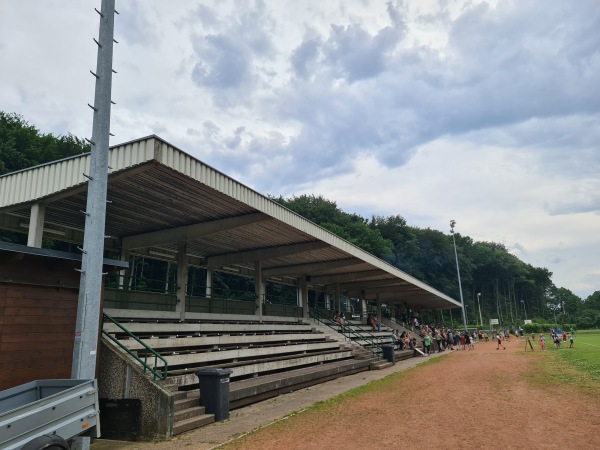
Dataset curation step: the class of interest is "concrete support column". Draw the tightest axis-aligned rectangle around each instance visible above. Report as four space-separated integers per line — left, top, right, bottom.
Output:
27 203 46 248
205 267 213 298
120 247 130 290
376 295 382 320
176 241 188 321
299 278 309 319
335 283 341 313
361 298 367 323
255 261 264 322
325 292 330 310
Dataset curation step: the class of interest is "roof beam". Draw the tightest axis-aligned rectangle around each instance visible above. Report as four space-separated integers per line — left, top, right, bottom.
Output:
326 278 410 291
308 269 388 285
262 258 364 278
361 285 423 297
122 212 270 250
206 241 330 267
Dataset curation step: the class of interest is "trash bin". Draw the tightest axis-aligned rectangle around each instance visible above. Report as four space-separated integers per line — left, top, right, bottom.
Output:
381 345 395 364
195 368 233 421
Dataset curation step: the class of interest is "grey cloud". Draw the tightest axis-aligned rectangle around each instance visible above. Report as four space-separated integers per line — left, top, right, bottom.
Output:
291 38 321 79
191 4 220 28
192 34 252 90
322 24 401 82
193 1 600 193
547 191 600 216
460 114 600 180
189 1 275 104
116 2 160 47
510 243 527 255
225 126 246 149
202 120 221 139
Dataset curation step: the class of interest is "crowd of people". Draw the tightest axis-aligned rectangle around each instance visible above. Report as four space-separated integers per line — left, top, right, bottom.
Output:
538 327 575 350
404 322 519 354
332 312 576 355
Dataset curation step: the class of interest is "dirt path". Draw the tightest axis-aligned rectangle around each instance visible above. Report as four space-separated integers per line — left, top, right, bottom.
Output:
92 339 599 449
220 340 599 450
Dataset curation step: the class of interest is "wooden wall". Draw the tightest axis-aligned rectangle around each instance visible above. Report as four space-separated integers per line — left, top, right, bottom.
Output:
0 254 80 390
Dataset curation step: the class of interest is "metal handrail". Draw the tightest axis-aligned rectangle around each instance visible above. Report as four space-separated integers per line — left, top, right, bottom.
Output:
309 308 384 358
101 312 168 381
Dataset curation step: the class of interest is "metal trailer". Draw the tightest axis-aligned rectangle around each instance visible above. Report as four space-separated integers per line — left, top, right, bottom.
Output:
0 379 100 450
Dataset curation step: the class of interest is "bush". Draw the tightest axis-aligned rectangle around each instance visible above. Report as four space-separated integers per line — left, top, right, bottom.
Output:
523 323 541 334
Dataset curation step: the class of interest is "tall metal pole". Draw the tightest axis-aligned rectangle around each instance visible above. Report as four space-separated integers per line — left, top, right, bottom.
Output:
71 4 116 448
72 0 116 381
477 292 483 327
450 220 468 331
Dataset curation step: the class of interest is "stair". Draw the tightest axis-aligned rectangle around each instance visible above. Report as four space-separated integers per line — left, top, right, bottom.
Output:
163 384 215 436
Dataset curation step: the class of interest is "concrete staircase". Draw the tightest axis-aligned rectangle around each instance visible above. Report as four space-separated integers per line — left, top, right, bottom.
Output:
162 383 215 436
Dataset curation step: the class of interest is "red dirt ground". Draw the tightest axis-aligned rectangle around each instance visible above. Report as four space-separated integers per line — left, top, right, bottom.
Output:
221 339 600 450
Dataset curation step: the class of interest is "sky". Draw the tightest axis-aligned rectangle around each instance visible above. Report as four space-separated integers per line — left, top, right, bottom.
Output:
1 0 599 299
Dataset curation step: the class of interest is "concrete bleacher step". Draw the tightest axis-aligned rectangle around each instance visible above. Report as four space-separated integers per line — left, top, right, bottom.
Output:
370 360 393 370
174 405 206 423
104 312 378 437
172 412 215 436
394 349 415 361
164 348 355 386
228 357 371 409
174 396 200 411
171 387 214 436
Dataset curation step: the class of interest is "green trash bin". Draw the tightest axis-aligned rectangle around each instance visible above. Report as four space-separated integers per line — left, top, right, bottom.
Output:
381 345 395 364
196 368 233 421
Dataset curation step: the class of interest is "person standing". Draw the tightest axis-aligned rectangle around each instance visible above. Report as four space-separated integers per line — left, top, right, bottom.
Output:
569 334 574 349
435 330 443 353
424 333 432 355
496 332 506 350
539 334 546 351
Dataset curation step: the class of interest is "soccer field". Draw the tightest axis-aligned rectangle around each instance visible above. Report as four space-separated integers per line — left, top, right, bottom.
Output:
555 331 600 380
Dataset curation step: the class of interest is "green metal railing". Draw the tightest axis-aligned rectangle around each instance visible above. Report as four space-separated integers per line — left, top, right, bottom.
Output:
102 312 168 381
309 308 384 358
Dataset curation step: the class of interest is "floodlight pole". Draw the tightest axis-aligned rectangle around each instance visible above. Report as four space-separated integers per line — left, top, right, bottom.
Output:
72 0 116 380
70 3 116 448
477 292 483 327
450 220 468 331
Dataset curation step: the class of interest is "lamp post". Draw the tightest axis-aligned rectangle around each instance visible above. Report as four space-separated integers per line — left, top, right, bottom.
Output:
450 220 468 331
477 292 483 328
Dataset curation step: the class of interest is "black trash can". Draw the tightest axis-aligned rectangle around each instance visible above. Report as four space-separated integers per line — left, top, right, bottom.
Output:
195 368 233 421
381 345 395 364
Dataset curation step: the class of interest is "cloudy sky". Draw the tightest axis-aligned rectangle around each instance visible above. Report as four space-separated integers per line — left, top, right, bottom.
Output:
1 1 599 299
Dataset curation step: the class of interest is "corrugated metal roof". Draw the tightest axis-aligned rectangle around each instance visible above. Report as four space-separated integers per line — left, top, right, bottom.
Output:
0 135 460 309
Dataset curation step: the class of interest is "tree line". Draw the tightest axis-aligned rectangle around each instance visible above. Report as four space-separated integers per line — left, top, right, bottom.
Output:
2 111 599 328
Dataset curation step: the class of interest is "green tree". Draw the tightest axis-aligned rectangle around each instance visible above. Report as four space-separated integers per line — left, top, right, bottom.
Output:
0 111 89 175
275 195 393 260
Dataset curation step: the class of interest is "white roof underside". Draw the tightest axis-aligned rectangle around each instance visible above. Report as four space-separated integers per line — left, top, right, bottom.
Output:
0 135 460 309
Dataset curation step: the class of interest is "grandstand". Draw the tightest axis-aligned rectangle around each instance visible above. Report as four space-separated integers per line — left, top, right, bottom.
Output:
0 135 460 440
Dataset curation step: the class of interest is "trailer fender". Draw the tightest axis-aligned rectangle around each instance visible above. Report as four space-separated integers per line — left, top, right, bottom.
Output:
21 434 70 450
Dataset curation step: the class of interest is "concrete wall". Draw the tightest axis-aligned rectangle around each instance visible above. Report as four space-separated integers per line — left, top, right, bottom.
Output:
97 340 174 440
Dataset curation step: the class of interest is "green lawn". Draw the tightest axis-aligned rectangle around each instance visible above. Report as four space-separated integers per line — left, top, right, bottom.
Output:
554 331 600 381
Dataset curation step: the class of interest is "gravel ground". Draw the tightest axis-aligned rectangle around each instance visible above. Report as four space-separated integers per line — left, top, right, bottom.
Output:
91 351 442 450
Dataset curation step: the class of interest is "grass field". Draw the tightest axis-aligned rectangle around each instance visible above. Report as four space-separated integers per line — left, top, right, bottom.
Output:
529 330 600 393
555 330 600 381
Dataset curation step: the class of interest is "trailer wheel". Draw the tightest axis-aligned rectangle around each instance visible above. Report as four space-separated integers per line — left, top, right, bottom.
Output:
21 434 70 450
